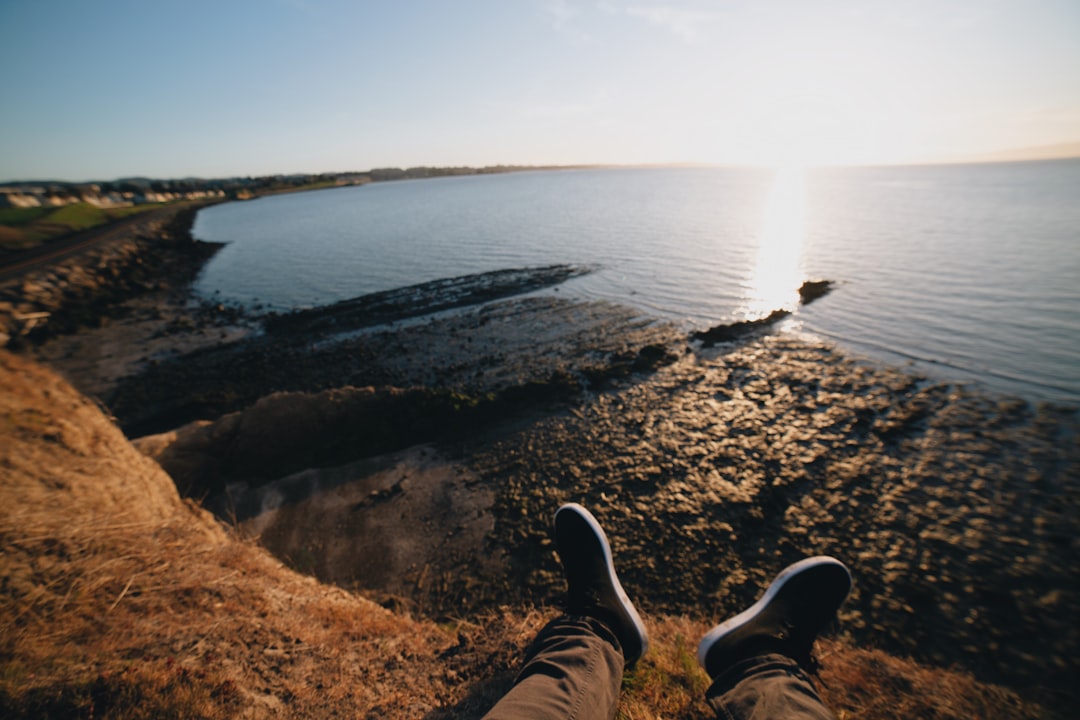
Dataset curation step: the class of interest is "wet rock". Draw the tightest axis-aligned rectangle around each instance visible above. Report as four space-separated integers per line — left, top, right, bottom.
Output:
0 205 224 346
633 343 679 371
263 265 592 335
799 279 834 304
690 309 791 348
463 335 1078 699
109 296 682 436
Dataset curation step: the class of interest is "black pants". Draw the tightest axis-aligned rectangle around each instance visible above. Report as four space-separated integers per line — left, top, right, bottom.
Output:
482 616 834 720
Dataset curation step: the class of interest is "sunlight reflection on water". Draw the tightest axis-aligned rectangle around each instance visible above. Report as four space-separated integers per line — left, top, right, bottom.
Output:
741 166 807 319
192 161 1080 404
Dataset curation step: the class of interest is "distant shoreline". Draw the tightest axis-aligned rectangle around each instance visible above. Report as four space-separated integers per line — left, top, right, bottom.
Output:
7 149 1080 190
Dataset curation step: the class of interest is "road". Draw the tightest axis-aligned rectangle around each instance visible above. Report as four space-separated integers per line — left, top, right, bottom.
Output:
0 203 196 283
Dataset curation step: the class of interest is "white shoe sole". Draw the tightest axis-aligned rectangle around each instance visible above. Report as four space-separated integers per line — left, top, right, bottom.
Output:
556 502 650 661
697 556 851 669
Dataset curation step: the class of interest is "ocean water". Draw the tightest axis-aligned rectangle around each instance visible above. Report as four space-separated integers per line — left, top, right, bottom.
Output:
192 160 1080 405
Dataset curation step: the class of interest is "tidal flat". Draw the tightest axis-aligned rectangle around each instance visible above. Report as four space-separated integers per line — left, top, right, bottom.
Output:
18 237 1079 707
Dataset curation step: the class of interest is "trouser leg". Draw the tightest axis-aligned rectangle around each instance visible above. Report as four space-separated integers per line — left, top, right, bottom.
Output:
482 615 624 720
706 654 835 720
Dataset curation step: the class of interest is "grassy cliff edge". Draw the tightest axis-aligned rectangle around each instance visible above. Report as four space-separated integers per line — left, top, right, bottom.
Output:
0 350 1048 719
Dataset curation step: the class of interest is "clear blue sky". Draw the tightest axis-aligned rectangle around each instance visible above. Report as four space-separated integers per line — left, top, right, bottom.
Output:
1 0 1078 181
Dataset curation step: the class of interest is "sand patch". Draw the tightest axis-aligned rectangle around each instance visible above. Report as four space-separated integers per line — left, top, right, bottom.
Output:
231 445 497 614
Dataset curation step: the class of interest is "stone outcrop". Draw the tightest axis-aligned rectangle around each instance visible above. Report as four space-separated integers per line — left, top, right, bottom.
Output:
134 385 465 497
264 264 592 335
690 309 792 347
798 279 834 304
0 206 221 346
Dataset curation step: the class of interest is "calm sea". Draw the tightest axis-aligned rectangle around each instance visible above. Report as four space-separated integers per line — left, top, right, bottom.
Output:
192 160 1080 405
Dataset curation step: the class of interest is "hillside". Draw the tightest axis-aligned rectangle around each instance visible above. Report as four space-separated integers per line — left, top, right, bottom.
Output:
0 350 1054 719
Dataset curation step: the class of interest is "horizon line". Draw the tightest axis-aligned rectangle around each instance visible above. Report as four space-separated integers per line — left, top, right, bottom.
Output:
4 143 1079 186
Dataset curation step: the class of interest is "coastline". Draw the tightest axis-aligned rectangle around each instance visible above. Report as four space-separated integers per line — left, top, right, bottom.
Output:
5 206 1078 710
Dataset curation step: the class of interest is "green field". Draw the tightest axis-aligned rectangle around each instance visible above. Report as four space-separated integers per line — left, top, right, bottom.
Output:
0 206 53 227
45 202 110 230
0 202 163 254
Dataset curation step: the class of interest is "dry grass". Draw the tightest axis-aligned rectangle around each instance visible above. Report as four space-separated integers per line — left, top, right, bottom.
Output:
0 521 1051 719
0 349 1057 718
0 511 455 718
816 638 1048 720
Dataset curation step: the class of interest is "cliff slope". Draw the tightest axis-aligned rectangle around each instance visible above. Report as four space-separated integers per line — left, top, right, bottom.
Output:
0 351 1049 718
0 350 466 717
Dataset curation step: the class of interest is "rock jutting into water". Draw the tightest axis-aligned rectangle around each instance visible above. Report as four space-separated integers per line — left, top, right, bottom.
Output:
687 279 835 349
798 279 834 305
107 295 682 437
263 264 592 336
690 309 791 348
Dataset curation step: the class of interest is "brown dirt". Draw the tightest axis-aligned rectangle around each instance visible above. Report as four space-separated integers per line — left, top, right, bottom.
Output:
235 445 497 615
103 294 682 436
0 349 459 717
123 313 1078 708
466 335 1079 703
29 292 252 402
0 350 1055 718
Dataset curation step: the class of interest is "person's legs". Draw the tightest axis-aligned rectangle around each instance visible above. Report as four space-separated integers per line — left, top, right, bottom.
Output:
481 615 623 720
698 557 852 720
482 503 649 720
705 654 835 720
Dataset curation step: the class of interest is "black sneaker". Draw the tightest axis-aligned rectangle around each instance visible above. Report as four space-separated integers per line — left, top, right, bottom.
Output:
698 556 851 678
554 503 649 665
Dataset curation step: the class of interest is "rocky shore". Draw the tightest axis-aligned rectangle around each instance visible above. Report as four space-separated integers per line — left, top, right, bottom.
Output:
11 209 1079 711
0 205 228 347
2 348 1047 720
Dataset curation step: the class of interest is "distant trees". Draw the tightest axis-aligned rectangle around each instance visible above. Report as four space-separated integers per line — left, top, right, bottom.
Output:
1 166 546 207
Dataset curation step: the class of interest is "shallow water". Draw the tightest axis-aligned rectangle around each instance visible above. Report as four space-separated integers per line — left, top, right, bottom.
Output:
192 160 1080 404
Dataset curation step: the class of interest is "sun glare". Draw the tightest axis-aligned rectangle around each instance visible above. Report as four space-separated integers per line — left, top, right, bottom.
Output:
717 53 913 168
742 165 806 318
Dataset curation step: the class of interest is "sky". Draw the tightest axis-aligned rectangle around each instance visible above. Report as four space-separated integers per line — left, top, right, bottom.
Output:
1 0 1078 181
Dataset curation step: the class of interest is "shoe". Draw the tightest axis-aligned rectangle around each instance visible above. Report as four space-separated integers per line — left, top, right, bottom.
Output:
554 503 649 665
698 556 851 678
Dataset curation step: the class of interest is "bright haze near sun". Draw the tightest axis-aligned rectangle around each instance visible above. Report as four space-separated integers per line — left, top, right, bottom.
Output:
1 0 1078 181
